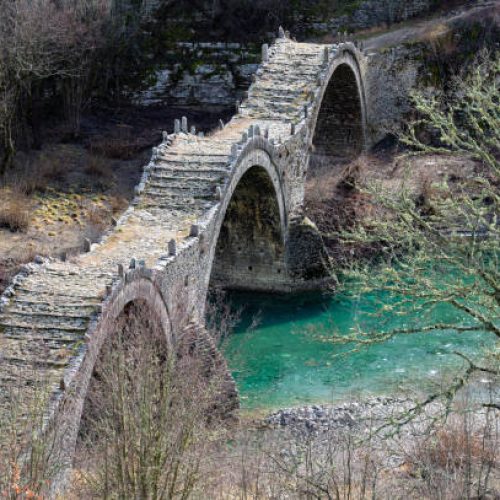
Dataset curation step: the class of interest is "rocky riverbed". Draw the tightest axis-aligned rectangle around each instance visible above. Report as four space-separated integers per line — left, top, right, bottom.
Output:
263 396 479 439
261 395 497 471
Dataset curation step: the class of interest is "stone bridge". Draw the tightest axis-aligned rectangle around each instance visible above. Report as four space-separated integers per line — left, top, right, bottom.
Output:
0 32 368 480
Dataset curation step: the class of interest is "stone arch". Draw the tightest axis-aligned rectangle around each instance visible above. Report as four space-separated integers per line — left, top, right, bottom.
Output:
310 51 367 169
205 143 288 293
78 297 168 443
54 275 172 481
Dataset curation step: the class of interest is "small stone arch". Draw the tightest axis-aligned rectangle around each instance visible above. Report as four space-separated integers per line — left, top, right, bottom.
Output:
309 49 368 169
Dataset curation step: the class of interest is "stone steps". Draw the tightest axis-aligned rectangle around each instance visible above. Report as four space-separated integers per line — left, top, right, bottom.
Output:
13 298 101 310
151 163 229 174
141 195 214 209
249 91 306 104
261 66 321 78
4 309 92 329
147 181 222 194
243 104 302 120
251 82 310 93
0 36 343 448
158 153 230 161
149 171 227 183
0 315 89 331
144 187 216 200
13 287 104 301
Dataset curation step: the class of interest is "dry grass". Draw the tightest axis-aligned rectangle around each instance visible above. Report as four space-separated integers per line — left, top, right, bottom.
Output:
37 152 67 183
421 22 458 56
204 405 499 499
84 154 112 178
0 189 32 232
408 420 498 476
90 137 143 160
4 150 70 195
305 155 375 235
108 194 128 215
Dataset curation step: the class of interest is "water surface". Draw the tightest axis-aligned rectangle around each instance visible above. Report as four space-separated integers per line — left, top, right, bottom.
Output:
222 291 491 411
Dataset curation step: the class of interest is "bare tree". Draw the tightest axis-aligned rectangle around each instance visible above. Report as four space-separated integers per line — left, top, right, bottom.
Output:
0 0 146 173
328 52 499 416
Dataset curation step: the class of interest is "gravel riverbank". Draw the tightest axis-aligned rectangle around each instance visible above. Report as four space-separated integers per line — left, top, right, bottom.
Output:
262 395 489 439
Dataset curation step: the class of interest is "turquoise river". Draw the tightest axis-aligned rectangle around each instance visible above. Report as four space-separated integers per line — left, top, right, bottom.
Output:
222 291 493 411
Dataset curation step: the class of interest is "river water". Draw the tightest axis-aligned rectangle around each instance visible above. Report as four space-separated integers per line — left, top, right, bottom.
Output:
222 290 492 411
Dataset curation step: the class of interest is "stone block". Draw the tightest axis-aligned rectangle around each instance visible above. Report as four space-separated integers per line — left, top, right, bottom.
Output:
262 44 269 63
168 239 176 256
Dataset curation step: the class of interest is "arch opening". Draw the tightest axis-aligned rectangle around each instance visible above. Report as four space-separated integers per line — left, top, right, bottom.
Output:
311 63 364 171
209 165 285 292
73 297 235 492
77 299 167 444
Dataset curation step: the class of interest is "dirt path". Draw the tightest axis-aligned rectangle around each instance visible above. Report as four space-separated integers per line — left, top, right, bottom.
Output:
364 1 499 50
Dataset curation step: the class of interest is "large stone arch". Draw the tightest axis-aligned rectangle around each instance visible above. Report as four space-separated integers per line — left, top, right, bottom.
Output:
203 141 288 293
309 50 368 169
52 272 172 485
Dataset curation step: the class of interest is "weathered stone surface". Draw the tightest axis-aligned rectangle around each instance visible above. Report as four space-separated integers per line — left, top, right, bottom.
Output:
286 217 331 283
133 43 260 107
0 37 370 487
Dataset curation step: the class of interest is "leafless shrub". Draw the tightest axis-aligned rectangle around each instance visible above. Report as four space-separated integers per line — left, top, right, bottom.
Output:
89 138 142 160
0 189 31 232
107 194 128 215
84 154 112 179
2 151 69 194
203 401 499 499
205 288 242 344
37 153 67 183
402 409 499 499
0 377 64 498
0 0 111 172
75 301 230 498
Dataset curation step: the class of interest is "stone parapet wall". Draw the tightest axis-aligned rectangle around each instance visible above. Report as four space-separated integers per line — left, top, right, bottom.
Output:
0 36 370 491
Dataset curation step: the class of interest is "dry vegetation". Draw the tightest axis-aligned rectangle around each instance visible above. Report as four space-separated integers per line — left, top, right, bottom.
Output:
0 189 32 233
209 408 498 499
305 148 486 266
1 297 497 499
0 145 142 293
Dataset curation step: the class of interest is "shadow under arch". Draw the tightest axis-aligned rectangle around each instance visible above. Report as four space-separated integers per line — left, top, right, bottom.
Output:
77 298 168 443
311 57 367 171
209 164 287 292
53 275 173 481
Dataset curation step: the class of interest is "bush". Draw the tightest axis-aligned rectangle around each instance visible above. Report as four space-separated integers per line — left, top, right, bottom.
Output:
75 301 230 498
0 190 31 232
84 155 112 178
